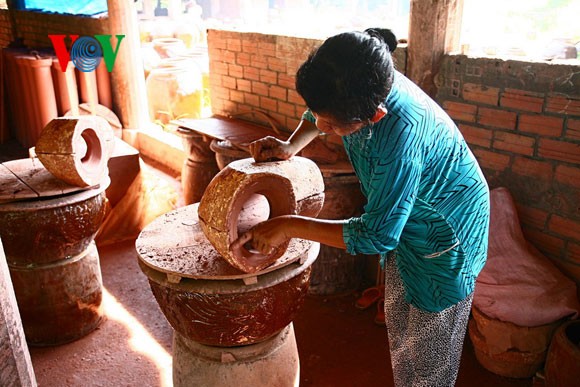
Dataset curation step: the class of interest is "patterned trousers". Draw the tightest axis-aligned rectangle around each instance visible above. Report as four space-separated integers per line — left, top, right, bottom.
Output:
383 254 473 387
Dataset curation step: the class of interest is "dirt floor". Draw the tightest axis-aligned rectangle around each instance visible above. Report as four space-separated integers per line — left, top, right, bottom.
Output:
25 237 534 387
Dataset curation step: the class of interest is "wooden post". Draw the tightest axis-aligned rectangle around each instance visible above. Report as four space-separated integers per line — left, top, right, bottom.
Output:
406 0 463 97
0 238 37 387
107 0 150 130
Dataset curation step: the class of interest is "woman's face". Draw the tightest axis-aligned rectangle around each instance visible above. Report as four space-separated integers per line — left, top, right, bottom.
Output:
312 112 368 137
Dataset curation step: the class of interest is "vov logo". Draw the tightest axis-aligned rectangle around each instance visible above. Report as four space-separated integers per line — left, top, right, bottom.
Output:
49 34 125 72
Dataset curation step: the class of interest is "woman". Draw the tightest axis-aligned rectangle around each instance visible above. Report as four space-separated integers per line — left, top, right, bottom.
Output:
231 28 490 386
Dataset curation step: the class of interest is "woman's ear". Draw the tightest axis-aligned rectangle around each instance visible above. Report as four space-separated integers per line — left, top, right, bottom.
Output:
370 105 388 123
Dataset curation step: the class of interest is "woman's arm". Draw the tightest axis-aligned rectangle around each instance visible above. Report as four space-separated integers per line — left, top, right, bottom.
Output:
231 215 347 255
249 119 319 162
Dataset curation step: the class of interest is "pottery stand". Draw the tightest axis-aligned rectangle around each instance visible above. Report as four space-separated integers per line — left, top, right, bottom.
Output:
137 156 324 386
136 204 319 387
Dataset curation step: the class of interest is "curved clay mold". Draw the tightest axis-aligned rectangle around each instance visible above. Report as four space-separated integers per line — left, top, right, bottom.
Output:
198 157 324 273
35 116 114 187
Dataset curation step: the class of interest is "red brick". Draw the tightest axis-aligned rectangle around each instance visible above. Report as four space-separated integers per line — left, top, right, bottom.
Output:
226 39 242 52
241 40 259 54
230 90 244 104
500 89 544 113
549 215 580 240
221 50 236 64
278 101 296 117
236 52 251 67
259 96 277 112
267 57 287 73
521 227 565 259
258 41 276 53
251 57 269 70
472 148 511 171
546 96 580 115
515 204 549 230
244 93 259 108
493 131 535 156
567 242 580 264
236 79 251 92
458 124 492 148
228 64 243 78
477 107 517 130
518 114 564 137
278 73 295 89
268 85 286 101
443 101 477 123
221 76 237 90
462 83 499 106
259 69 277 85
243 67 260 81
512 156 553 179
555 165 580 188
538 139 580 164
566 119 580 140
251 82 268 97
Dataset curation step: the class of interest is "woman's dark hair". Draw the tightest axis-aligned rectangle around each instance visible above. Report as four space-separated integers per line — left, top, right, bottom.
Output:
296 28 397 123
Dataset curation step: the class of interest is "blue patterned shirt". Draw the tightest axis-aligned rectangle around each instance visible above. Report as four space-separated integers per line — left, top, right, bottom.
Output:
303 71 490 312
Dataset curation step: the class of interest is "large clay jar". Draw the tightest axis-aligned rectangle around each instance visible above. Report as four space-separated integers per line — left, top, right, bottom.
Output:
198 157 324 273
35 116 114 187
544 320 580 386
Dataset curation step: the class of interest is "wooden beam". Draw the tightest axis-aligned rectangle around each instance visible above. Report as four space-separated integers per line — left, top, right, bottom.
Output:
406 0 463 97
0 238 37 387
107 0 150 130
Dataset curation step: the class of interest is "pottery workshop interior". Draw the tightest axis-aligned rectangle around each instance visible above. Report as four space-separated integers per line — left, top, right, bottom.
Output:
0 1 579 386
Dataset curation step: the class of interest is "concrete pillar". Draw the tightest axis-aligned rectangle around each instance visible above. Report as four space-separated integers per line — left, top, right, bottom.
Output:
406 0 463 97
107 0 150 130
0 238 37 387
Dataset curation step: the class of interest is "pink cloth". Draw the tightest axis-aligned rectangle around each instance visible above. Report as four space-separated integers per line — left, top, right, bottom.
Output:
474 187 580 326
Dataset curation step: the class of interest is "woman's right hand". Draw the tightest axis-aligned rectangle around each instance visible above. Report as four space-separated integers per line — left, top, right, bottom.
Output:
248 136 294 162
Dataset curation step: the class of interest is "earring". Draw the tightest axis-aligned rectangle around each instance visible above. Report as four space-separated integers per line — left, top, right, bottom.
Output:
370 105 388 123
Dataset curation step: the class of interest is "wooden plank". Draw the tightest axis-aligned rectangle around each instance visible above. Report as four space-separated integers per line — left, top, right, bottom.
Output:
0 158 85 201
0 163 37 202
174 116 286 150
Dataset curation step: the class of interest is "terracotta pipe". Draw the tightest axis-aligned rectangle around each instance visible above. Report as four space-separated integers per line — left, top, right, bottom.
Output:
95 60 112 109
52 59 79 117
3 50 25 144
14 56 39 147
28 56 58 143
76 68 99 115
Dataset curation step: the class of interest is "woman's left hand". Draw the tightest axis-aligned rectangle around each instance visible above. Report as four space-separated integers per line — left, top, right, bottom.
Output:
231 217 291 255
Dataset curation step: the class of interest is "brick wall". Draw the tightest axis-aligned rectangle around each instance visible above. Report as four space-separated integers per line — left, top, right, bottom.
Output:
207 29 580 286
207 29 406 137
437 56 580 283
0 9 108 50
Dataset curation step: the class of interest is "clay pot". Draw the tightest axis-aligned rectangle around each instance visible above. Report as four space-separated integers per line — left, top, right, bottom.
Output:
178 129 219 205
468 318 546 378
35 116 115 187
198 157 325 273
0 186 107 346
0 185 107 266
136 203 320 347
210 138 248 170
28 56 58 140
544 320 580 387
76 67 99 111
